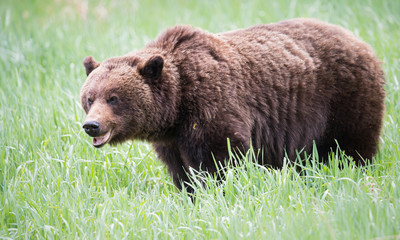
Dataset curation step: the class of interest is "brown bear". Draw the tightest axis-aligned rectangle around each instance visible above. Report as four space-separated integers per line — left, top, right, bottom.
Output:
80 18 385 192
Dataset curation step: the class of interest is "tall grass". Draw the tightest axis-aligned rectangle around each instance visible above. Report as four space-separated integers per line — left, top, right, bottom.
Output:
1 0 399 239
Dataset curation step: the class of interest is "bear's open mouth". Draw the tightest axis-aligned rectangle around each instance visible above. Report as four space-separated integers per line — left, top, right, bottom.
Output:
92 129 113 148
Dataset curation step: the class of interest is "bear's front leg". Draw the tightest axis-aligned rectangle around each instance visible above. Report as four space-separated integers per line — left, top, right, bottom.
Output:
177 125 252 183
153 142 194 193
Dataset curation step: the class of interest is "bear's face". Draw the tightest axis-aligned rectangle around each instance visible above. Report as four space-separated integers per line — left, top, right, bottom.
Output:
80 54 168 148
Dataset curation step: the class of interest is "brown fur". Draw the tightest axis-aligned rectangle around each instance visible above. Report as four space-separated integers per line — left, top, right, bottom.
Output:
80 18 385 192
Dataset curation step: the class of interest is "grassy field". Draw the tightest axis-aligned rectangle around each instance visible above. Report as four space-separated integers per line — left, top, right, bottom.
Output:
1 0 400 239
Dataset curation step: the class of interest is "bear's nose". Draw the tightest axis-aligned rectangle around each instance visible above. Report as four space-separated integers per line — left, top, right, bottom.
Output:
82 120 101 137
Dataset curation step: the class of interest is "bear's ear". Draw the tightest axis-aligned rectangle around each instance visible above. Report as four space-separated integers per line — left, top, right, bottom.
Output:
138 55 164 80
83 56 100 76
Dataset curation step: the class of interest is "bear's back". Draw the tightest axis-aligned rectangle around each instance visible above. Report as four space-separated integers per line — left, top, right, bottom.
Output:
217 18 385 164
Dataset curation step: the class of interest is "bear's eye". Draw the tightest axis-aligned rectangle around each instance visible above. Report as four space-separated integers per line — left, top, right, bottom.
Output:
88 98 93 106
107 96 118 105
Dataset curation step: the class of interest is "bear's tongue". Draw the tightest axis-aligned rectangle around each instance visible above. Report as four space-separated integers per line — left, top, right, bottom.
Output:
93 130 112 148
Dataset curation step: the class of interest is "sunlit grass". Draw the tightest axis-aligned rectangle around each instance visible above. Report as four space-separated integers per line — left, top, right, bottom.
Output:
1 0 399 239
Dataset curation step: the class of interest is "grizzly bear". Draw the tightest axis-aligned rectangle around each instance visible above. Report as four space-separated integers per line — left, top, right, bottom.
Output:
80 18 385 192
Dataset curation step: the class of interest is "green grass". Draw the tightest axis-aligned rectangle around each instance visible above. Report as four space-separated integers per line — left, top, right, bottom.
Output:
1 0 400 239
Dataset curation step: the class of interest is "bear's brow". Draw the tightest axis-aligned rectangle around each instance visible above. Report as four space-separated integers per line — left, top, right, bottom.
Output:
104 59 139 71
106 64 116 70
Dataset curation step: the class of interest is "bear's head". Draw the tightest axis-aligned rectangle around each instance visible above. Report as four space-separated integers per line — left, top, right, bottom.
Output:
80 53 179 148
